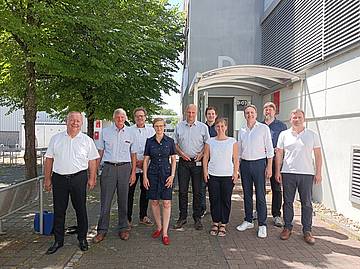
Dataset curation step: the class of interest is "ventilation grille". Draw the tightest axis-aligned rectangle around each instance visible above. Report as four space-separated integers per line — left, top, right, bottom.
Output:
324 0 360 57
351 146 360 204
262 0 360 72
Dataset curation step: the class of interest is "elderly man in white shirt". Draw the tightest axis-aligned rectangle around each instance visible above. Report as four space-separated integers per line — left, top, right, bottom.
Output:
275 108 322 245
44 112 99 255
127 107 155 226
93 108 137 243
236 104 274 238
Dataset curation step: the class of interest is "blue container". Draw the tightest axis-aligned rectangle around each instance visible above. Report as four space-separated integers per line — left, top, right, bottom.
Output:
34 211 54 235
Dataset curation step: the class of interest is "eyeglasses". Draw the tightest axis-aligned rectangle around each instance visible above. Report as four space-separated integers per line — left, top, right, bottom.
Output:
135 115 146 118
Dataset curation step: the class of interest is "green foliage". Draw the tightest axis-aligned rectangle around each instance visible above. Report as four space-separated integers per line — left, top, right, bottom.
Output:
0 0 184 123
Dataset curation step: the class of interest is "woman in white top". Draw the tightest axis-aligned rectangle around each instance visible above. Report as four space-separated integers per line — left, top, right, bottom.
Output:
203 118 239 236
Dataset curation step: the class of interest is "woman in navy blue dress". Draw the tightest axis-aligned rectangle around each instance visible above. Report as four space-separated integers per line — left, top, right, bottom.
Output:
143 118 176 245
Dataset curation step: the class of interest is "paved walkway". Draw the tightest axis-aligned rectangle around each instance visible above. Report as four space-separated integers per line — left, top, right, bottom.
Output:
1 183 360 269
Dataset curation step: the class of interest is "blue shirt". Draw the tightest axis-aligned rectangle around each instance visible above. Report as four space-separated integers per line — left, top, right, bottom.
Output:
262 118 287 149
96 124 134 162
206 122 217 137
144 134 176 174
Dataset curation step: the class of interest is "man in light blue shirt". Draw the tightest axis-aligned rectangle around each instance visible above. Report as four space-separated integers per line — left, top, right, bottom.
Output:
173 104 210 230
93 108 137 243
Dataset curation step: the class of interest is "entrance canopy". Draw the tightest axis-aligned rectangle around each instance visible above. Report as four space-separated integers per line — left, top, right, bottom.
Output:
188 65 303 105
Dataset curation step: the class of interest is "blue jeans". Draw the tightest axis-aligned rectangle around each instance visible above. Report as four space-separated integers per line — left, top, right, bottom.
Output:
240 159 267 226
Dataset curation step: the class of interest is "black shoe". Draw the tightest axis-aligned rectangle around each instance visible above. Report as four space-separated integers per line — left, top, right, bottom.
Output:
45 241 63 255
173 219 187 229
194 220 203 230
79 240 89 251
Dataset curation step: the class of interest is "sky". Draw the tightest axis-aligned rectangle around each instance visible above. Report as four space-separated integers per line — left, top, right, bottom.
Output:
161 0 184 115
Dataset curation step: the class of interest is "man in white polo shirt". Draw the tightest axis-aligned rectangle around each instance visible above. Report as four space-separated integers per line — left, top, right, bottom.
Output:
93 108 137 243
236 104 274 238
44 111 99 255
275 108 322 245
127 107 155 226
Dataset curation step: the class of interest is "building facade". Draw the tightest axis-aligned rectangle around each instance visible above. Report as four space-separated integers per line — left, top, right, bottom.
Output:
182 0 360 221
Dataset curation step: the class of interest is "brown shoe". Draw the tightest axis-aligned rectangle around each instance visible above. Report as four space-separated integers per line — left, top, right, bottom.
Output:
93 233 106 244
280 228 292 240
119 231 130 241
304 231 315 245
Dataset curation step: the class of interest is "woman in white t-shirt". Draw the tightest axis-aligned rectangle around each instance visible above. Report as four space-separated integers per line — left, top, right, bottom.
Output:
203 118 239 236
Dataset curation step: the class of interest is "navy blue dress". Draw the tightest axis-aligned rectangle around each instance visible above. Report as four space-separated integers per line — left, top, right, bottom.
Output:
144 134 176 200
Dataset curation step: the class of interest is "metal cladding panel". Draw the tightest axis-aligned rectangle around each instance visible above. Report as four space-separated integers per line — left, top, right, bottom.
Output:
262 0 360 72
324 0 360 57
261 0 323 72
351 147 360 204
0 107 23 131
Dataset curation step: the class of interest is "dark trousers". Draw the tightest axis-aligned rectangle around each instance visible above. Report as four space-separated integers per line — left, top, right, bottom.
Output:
52 170 88 243
177 158 202 221
240 159 267 226
127 172 149 222
282 173 313 233
270 158 282 217
199 179 207 213
208 175 234 224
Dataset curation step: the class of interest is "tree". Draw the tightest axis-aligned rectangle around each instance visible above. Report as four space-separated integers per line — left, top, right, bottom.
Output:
0 0 183 179
38 0 184 137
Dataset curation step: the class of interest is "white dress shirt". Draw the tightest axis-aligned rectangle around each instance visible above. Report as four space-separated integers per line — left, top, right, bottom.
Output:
96 124 134 163
238 121 274 161
130 125 155 173
277 128 321 175
45 131 99 175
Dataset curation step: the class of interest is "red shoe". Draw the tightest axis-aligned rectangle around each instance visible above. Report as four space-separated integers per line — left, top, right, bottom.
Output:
162 235 170 245
151 229 162 239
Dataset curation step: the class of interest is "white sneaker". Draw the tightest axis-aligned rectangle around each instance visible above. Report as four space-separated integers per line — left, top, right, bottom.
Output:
258 225 267 238
236 221 254 232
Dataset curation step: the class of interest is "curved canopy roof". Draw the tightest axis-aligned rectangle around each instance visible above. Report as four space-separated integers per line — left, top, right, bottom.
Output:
189 65 303 96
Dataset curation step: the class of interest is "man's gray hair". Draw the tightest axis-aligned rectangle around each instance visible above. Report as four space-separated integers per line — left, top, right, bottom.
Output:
113 108 127 118
66 111 83 121
290 108 305 118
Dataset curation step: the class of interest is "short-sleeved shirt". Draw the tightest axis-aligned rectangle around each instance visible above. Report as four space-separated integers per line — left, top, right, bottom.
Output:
207 137 237 176
45 131 99 175
144 134 176 174
206 122 217 137
130 125 155 173
277 128 321 175
238 121 274 161
174 120 210 158
96 124 134 163
262 118 287 149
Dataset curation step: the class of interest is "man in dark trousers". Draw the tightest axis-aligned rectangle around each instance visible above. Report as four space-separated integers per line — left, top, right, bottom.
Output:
263 102 287 227
44 111 99 254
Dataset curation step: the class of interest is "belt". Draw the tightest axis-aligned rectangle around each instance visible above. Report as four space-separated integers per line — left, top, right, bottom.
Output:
55 170 86 179
104 161 129 166
181 157 198 162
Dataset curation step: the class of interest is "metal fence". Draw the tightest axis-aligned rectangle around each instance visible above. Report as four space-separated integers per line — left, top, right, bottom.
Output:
0 176 45 235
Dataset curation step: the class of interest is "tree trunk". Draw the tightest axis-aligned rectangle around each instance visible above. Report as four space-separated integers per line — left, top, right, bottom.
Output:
23 60 38 179
87 114 95 138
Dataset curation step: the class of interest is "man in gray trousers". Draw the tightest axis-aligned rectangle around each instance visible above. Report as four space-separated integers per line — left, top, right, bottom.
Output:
93 108 137 242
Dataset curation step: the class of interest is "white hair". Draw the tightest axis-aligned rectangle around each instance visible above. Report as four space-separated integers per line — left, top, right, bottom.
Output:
113 108 127 119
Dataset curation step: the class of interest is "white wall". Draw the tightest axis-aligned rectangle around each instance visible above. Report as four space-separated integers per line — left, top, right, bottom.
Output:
266 46 360 222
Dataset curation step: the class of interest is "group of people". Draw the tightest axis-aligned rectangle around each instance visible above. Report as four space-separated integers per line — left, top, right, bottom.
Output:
43 101 322 254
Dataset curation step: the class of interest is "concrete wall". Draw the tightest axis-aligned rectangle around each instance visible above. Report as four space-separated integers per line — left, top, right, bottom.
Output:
183 0 264 107
265 46 360 222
